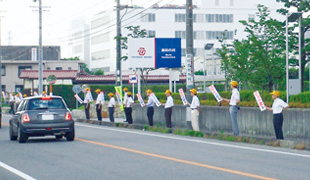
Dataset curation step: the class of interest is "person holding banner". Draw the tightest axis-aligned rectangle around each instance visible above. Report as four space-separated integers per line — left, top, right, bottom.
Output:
95 89 105 121
108 92 115 122
222 81 240 136
146 89 155 126
124 92 134 124
162 90 174 129
266 91 289 140
84 88 92 120
187 89 200 132
123 87 129 122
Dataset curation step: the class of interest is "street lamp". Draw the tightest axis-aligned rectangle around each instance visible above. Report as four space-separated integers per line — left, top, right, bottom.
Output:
204 43 214 87
286 12 302 103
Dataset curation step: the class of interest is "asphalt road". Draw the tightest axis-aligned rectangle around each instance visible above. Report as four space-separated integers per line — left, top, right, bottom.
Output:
1 114 310 180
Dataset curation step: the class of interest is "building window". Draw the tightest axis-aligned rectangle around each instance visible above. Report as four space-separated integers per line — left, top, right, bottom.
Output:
92 50 110 61
215 0 219 6
18 66 32 77
47 67 51 70
194 14 205 23
175 31 186 39
56 67 63 70
1 65 5 76
148 30 156 37
206 31 234 40
206 14 215 23
68 67 72 70
175 14 185 22
15 85 23 93
141 13 155 22
214 14 233 23
194 31 205 40
2 85 5 92
248 14 255 21
181 48 186 57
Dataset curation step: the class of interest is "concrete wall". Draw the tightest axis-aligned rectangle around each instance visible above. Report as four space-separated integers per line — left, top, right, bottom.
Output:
132 104 310 141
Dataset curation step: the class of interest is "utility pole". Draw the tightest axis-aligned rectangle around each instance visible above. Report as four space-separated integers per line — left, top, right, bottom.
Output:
38 0 43 95
116 0 122 87
186 0 194 96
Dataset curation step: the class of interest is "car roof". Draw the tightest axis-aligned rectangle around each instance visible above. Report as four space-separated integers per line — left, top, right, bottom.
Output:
23 95 64 100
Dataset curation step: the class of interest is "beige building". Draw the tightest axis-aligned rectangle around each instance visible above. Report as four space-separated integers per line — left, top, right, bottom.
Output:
1 60 83 93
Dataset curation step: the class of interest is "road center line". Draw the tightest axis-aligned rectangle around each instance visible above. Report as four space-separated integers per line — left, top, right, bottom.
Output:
76 137 278 180
0 161 36 180
76 123 310 158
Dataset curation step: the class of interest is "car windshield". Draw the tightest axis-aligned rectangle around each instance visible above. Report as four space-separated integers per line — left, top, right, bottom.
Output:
27 98 66 110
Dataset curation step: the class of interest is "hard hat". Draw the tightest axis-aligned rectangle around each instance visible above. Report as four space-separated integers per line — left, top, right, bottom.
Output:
190 88 197 95
123 87 128 92
270 90 280 97
146 89 152 93
108 92 114 97
127 92 132 96
230 81 238 87
95 89 101 93
165 89 172 94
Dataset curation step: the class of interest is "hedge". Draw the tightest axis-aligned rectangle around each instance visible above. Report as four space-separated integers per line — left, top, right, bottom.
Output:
52 85 310 109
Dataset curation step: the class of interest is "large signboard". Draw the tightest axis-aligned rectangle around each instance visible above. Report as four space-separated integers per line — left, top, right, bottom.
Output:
128 38 182 69
128 38 155 68
155 38 181 68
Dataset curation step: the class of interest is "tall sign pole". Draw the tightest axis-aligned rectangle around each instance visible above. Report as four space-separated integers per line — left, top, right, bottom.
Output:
34 0 43 95
186 0 194 96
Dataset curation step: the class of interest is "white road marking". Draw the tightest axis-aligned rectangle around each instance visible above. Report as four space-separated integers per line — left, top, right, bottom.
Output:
0 161 36 180
76 123 310 158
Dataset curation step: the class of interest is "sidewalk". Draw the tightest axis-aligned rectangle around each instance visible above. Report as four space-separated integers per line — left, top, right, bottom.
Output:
75 117 126 123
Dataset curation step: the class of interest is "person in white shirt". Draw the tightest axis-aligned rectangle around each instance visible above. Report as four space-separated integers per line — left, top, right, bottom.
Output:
124 92 134 124
222 81 240 136
123 87 129 122
146 89 155 126
108 92 115 122
95 89 105 121
15 93 22 111
162 90 174 129
187 88 200 131
84 88 92 120
266 91 289 139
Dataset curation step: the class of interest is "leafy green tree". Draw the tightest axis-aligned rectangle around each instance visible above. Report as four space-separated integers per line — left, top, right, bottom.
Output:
277 0 310 91
61 56 80 61
218 5 286 92
94 69 104 75
81 64 94 75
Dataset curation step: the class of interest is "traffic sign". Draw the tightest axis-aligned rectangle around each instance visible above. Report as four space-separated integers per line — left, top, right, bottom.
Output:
72 85 82 94
47 75 57 85
129 74 138 84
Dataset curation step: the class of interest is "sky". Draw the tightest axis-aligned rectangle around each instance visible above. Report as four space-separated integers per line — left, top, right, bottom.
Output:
0 0 184 57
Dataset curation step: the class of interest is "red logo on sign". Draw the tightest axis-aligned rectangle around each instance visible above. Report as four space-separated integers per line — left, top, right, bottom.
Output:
138 47 146 56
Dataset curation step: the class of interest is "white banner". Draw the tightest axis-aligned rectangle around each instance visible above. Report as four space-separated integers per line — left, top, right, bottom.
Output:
209 85 222 102
74 94 83 104
128 38 155 68
186 54 194 88
150 93 161 107
178 88 188 105
136 93 145 107
253 91 266 111
31 48 37 61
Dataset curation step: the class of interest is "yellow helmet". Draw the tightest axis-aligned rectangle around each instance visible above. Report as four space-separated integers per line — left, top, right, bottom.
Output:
123 87 128 92
270 90 280 97
165 89 172 94
95 89 101 93
230 81 238 87
23 94 27 98
146 89 152 93
108 92 114 97
127 92 132 96
43 91 46 94
190 88 197 95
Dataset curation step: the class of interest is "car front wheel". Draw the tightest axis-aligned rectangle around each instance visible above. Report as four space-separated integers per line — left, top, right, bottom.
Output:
66 128 75 141
18 126 28 143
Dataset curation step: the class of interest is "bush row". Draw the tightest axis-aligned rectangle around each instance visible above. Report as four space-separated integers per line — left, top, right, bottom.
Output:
52 85 310 109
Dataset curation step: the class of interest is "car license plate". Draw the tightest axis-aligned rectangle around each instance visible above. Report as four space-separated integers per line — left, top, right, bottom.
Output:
42 114 54 120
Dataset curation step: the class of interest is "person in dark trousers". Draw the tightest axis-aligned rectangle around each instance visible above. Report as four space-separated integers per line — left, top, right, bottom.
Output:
95 89 104 121
9 93 15 114
162 90 174 129
124 92 134 124
83 88 92 120
266 91 289 139
108 92 115 122
146 89 155 126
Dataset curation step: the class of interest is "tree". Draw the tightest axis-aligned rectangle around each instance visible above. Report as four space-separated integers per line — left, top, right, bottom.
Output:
81 64 94 75
61 56 80 61
94 69 104 75
218 5 286 92
277 0 310 91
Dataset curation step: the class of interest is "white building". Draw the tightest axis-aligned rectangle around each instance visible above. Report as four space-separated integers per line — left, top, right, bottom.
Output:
69 0 284 79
